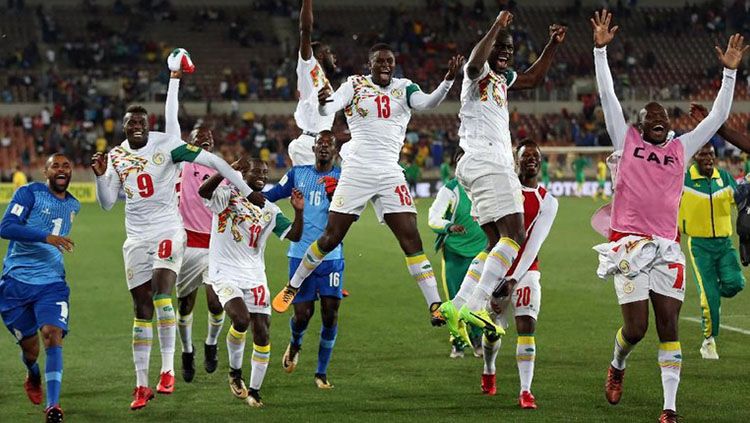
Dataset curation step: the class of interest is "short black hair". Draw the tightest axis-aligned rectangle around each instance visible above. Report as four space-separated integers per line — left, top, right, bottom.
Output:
125 105 148 115
316 129 336 140
45 152 71 169
495 29 512 44
369 43 394 56
516 139 540 158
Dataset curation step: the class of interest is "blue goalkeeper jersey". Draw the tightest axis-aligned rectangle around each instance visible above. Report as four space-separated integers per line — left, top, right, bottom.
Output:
0 183 80 285
265 165 343 260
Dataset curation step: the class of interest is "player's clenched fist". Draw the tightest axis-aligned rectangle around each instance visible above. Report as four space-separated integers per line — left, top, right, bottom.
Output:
318 176 338 201
46 234 74 253
444 55 465 81
167 47 195 73
91 152 107 176
318 86 333 106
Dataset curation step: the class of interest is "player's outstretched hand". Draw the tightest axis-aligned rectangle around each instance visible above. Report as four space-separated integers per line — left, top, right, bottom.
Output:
444 55 465 81
291 188 304 211
167 48 195 74
689 102 709 122
47 235 74 253
549 24 567 44
591 9 618 48
231 156 251 173
448 224 466 234
318 86 333 106
91 152 107 176
318 175 338 201
495 10 513 28
715 33 749 70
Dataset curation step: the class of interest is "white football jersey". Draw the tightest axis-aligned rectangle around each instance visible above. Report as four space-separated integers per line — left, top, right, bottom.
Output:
106 133 203 239
205 186 292 289
458 63 518 168
335 75 422 173
293 52 335 133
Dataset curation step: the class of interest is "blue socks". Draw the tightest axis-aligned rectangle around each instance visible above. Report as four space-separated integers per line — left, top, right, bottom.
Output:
45 346 63 407
317 325 337 376
290 317 309 347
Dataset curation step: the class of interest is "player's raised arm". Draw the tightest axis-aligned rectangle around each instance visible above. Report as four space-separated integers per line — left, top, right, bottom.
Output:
91 152 120 211
508 194 558 281
318 78 354 116
299 0 314 61
690 102 750 152
591 10 627 150
408 55 464 111
165 48 195 138
466 11 513 80
681 34 746 158
511 24 566 90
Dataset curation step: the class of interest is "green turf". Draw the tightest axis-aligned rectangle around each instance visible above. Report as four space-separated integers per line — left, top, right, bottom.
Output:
2 198 749 422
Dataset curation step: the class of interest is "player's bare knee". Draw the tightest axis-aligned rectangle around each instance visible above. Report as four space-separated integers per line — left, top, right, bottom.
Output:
134 299 154 320
508 228 526 246
231 314 250 333
623 323 647 344
40 326 63 347
207 301 224 316
321 308 338 328
177 297 194 316
252 324 270 345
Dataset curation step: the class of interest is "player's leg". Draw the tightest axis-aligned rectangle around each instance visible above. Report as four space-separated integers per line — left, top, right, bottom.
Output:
651 292 683 419
274 212 357 312
717 237 745 299
204 284 224 373
605 271 650 406
284 300 314 373
19 334 43 404
177 289 198 382
382 210 444 324
150 230 186 392
34 281 70 420
316 295 341 388
512 271 541 409
39 325 64 408
445 224 494 315
129 282 155 404
443 250 480 355
247 312 271 407
686 237 721 358
223 296 251 399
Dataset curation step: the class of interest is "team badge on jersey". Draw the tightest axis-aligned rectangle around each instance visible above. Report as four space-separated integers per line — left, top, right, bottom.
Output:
152 152 165 165
390 88 404 98
333 195 344 207
618 260 631 274
127 268 134 281
263 212 272 223
623 280 635 294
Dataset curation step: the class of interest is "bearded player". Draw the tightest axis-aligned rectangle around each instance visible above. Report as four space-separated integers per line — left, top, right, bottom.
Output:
272 45 464 326
1 154 79 423
591 10 745 422
288 0 338 166
91 50 262 410
200 158 304 408
439 11 566 340
480 140 558 410
175 125 228 382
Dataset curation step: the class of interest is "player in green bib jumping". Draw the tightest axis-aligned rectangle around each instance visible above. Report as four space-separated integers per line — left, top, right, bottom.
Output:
429 178 486 357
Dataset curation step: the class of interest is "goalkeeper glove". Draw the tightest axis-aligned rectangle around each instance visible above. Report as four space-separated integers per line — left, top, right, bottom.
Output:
318 176 338 201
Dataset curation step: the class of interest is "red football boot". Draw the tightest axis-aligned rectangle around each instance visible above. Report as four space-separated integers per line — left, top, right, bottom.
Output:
24 374 43 405
130 386 154 410
518 390 538 409
157 371 175 394
658 409 680 423
481 374 496 396
605 365 625 405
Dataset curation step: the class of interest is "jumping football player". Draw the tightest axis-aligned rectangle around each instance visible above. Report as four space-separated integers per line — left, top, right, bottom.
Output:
0 153 80 423
272 44 464 326
200 158 304 408
438 11 566 340
91 49 262 410
591 10 745 422
480 140 558 410
288 0 338 166
175 125 227 382
266 131 343 388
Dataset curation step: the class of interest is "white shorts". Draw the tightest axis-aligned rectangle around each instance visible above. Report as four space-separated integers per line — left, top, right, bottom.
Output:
209 278 271 315
288 133 316 166
614 259 686 305
490 271 542 328
122 229 186 290
176 247 209 298
330 169 416 218
456 152 523 226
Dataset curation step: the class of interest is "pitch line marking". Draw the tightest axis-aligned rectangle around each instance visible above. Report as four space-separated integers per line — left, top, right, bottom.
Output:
681 317 750 336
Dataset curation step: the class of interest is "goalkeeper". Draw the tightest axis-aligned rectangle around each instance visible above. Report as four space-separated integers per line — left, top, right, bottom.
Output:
429 176 486 358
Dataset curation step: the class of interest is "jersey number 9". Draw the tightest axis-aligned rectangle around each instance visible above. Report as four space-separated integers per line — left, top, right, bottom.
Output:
137 173 155 198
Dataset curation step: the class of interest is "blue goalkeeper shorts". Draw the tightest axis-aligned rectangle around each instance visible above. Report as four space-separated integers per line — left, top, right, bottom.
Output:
0 276 70 341
289 258 345 303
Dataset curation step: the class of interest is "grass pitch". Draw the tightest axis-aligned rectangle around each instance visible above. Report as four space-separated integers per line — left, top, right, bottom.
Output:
1 198 749 422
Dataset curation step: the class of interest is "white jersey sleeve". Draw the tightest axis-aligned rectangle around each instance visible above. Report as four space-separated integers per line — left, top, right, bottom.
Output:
407 80 453 111
164 78 181 138
509 194 558 281
428 185 456 232
594 47 627 150
680 68 736 159
95 154 121 211
205 185 232 214
319 77 355 116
